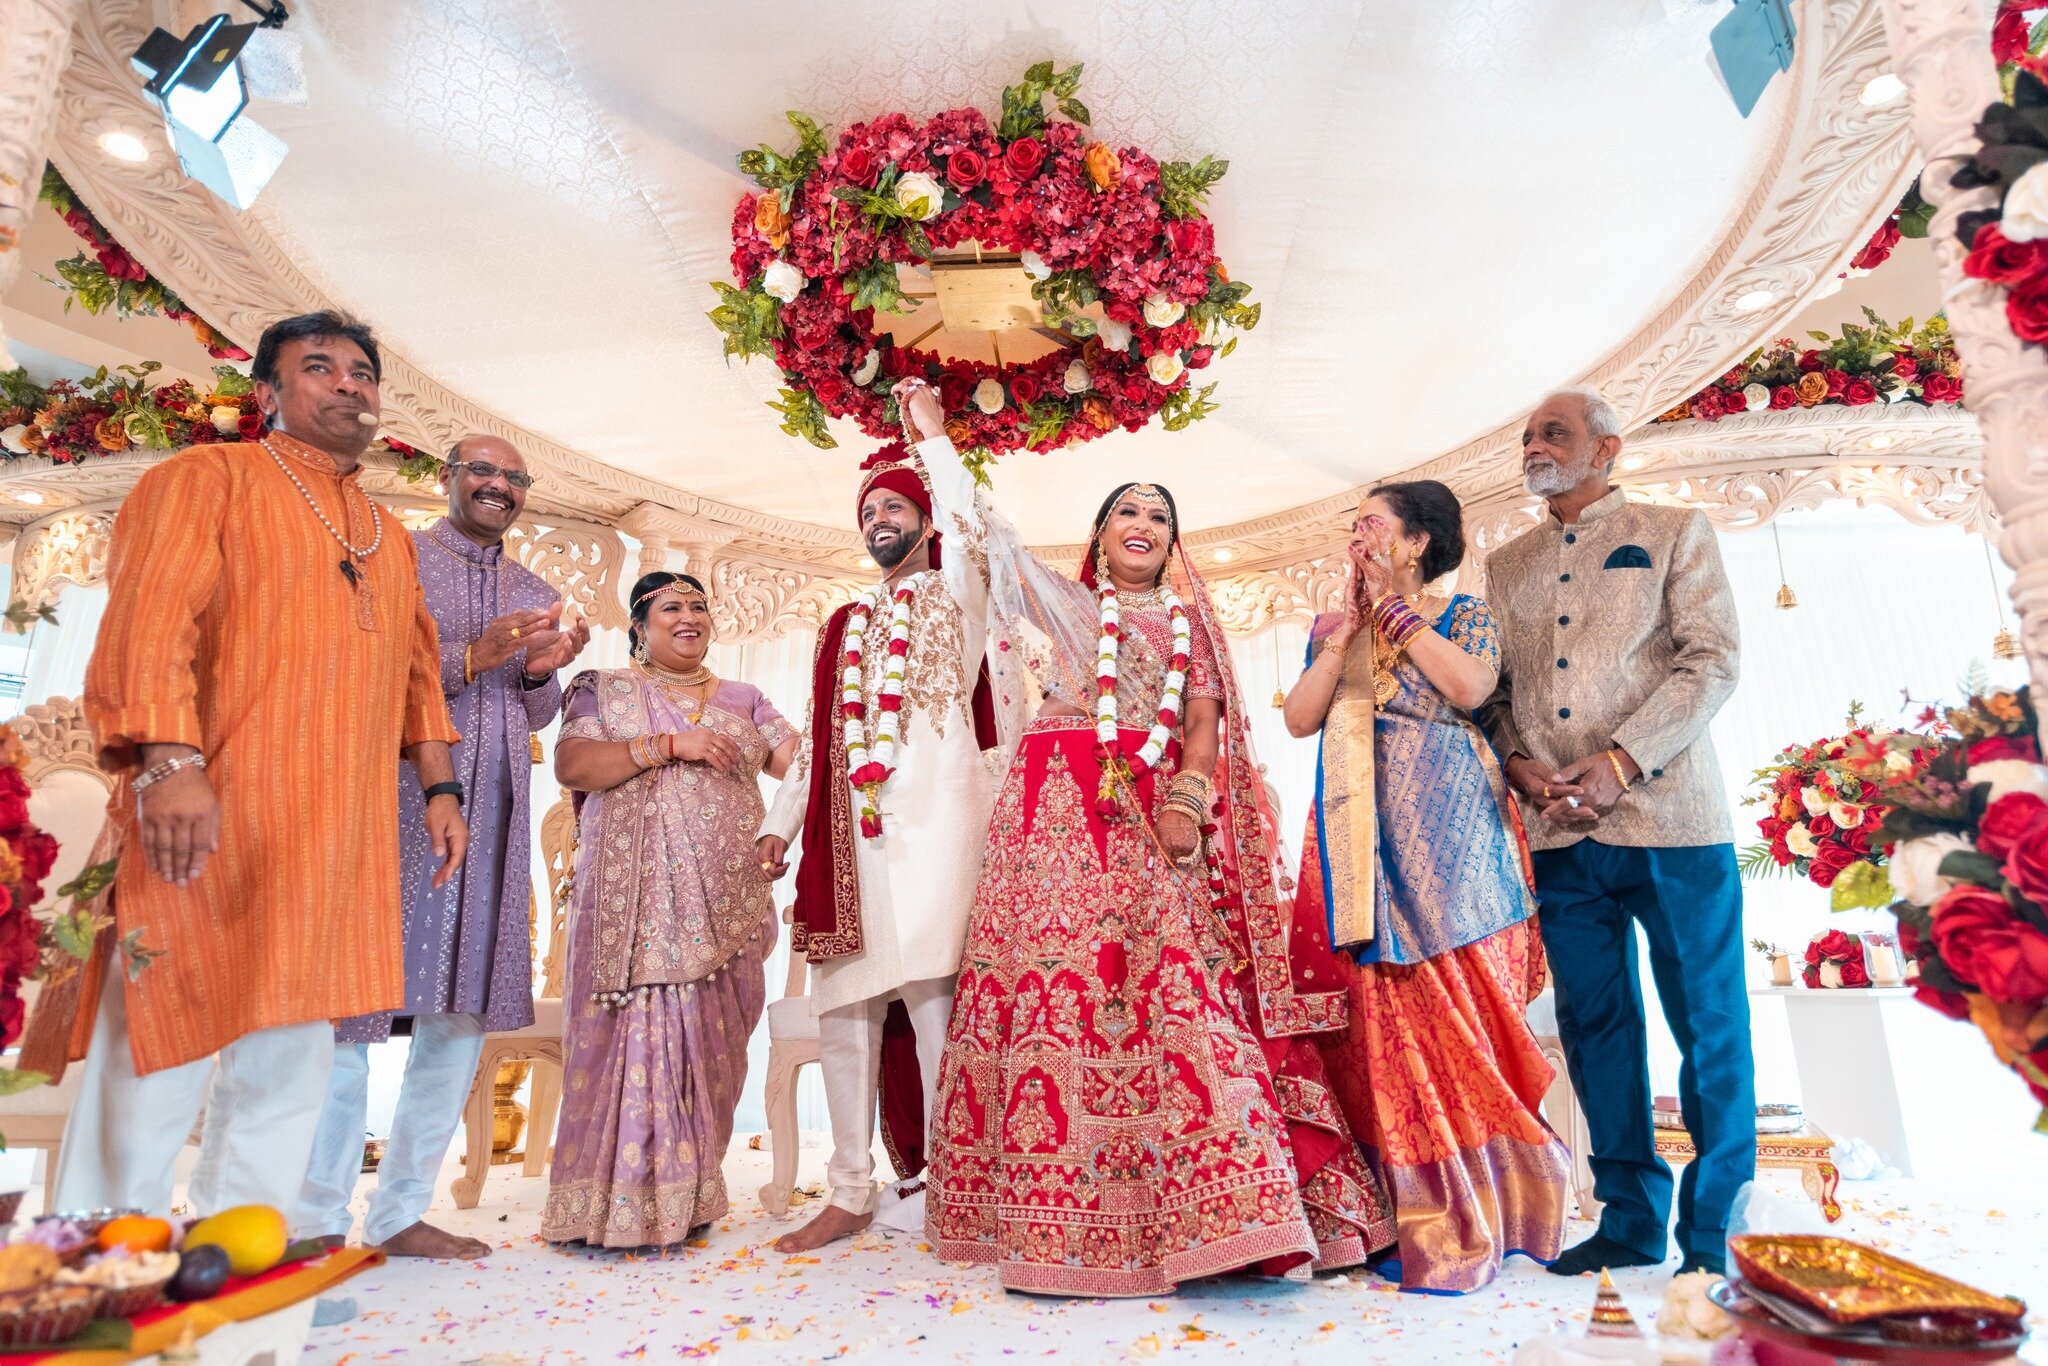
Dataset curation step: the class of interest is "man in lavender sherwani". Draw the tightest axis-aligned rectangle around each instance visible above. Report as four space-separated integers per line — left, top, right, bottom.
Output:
296 436 589 1260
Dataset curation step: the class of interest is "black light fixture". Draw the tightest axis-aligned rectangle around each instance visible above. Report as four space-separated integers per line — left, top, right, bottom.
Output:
129 2 303 210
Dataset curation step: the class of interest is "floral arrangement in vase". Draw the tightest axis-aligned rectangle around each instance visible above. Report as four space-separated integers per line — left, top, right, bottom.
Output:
1740 708 1897 910
1802 929 1872 990
1797 685 2048 1122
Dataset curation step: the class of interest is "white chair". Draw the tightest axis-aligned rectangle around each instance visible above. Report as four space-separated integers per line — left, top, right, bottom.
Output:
1527 985 1599 1220
757 905 817 1216
0 698 112 1210
450 790 573 1208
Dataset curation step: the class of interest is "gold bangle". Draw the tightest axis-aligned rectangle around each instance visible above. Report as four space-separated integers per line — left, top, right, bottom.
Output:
1606 749 1633 792
463 644 476 685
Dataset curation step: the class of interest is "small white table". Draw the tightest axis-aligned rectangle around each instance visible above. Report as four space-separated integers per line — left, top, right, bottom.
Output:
1752 984 2031 1177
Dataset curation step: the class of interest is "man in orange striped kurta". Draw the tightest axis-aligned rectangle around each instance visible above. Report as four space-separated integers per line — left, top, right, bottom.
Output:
54 311 468 1219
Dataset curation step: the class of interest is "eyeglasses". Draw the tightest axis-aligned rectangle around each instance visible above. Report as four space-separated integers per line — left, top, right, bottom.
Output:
448 460 534 490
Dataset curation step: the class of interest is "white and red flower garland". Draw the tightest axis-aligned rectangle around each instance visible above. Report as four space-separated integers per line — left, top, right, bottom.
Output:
710 61 1259 464
1093 583 1190 816
841 572 924 839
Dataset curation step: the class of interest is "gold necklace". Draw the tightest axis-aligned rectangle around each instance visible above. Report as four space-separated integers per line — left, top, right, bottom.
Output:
635 658 715 720
1113 582 1168 610
1371 592 1450 708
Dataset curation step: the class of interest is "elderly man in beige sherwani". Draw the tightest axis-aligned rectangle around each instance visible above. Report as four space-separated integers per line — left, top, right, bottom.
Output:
756 440 1001 1252
1480 387 1754 1281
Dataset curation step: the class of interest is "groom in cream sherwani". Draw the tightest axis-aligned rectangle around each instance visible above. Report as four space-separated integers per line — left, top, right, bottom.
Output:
756 380 1001 1252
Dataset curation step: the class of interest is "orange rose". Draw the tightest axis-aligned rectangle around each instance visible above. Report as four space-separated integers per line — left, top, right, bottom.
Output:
1081 397 1114 431
1215 261 1230 285
944 417 973 446
0 408 25 429
1083 142 1121 191
1657 401 1691 423
753 194 791 248
93 416 129 452
21 428 44 454
1794 372 1828 406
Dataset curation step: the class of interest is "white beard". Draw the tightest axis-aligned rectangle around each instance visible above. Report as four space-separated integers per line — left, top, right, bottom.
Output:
1523 459 1584 498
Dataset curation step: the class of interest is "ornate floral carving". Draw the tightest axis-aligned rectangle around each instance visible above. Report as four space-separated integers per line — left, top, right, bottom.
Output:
12 694 103 786
504 520 629 633
12 508 112 608
0 0 85 362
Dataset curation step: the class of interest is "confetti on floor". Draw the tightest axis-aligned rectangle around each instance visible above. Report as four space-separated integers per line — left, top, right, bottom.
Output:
297 1136 2048 1365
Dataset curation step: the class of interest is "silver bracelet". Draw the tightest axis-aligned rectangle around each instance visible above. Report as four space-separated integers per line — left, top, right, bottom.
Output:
132 751 205 794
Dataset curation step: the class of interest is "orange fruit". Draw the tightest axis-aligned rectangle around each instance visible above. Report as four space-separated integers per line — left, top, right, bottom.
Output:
97 1214 174 1254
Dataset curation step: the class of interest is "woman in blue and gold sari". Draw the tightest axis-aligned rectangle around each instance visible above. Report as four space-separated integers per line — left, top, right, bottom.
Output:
1283 481 1568 1294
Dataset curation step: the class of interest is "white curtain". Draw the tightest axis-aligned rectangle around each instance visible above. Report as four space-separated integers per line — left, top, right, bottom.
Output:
16 585 107 714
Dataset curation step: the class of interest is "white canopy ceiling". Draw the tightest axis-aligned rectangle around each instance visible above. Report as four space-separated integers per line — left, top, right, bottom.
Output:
245 0 1783 543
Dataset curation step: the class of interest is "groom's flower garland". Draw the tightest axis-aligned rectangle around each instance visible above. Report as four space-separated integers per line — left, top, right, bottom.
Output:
708 61 1259 465
842 572 924 839
1093 583 1190 817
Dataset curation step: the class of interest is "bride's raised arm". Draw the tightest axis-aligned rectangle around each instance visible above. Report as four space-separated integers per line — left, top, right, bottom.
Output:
895 380 1097 693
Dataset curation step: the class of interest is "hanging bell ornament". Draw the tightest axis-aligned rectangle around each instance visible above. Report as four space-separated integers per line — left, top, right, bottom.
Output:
1774 582 1799 610
1995 625 2023 660
1271 687 1286 709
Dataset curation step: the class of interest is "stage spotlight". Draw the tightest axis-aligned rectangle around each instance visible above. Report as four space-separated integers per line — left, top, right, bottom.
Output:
129 3 306 210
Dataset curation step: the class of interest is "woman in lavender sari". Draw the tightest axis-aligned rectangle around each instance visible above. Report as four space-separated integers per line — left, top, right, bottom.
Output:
542 572 799 1248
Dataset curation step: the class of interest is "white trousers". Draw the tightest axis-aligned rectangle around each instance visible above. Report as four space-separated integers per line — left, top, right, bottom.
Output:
53 963 335 1216
818 976 954 1215
295 1014 486 1245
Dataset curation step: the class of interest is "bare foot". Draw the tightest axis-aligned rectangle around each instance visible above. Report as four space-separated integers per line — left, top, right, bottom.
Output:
771 1203 872 1253
375 1220 491 1261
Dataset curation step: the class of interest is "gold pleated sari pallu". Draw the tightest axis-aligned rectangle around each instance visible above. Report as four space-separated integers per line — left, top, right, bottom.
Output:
1317 632 1377 950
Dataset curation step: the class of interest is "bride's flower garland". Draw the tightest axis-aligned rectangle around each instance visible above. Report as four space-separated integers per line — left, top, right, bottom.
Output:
842 571 925 838
1093 582 1190 816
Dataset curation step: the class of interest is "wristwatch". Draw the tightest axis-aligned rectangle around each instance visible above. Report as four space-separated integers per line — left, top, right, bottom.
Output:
424 780 465 808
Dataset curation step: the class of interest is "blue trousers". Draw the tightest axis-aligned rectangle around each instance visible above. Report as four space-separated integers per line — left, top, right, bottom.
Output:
1530 840 1755 1262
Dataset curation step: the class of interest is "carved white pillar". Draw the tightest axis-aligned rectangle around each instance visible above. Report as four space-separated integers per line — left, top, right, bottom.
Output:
1881 0 2048 695
0 0 86 369
633 534 670 581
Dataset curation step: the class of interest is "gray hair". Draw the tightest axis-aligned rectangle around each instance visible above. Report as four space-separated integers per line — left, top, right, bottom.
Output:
1543 386 1621 441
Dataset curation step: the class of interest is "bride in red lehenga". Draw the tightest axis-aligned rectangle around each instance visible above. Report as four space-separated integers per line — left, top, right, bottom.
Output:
891 381 1395 1297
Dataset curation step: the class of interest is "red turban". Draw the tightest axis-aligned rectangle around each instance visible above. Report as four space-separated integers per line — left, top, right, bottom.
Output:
856 444 941 566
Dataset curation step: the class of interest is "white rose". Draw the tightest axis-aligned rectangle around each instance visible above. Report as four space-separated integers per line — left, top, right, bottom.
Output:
1020 250 1050 281
2002 161 2048 243
1785 822 1818 858
210 404 242 434
1146 352 1185 386
894 172 944 222
1829 802 1865 831
1098 316 1133 352
1887 832 1970 907
851 349 880 386
1818 960 1843 989
761 259 805 303
1063 358 1092 394
972 377 1005 414
1141 292 1185 327
1884 749 1913 775
1743 382 1770 411
0 424 28 455
1968 758 2048 803
1799 786 1829 818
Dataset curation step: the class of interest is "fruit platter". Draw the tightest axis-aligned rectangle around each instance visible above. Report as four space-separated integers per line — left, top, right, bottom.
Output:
0 1202 382 1359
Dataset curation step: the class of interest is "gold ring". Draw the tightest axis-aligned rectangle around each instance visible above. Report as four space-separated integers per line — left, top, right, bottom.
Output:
1542 785 1552 800
511 626 522 640
760 860 773 872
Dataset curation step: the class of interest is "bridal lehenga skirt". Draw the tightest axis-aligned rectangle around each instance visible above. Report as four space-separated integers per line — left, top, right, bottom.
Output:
924 719 1392 1296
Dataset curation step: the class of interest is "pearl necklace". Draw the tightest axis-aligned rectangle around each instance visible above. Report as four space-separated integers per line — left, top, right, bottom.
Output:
262 437 383 560
842 571 924 840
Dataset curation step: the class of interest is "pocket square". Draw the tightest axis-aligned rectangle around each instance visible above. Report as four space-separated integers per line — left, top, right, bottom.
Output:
1604 544 1653 569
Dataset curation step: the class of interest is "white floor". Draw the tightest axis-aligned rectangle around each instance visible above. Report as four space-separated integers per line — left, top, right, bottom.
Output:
298 1131 2048 1366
